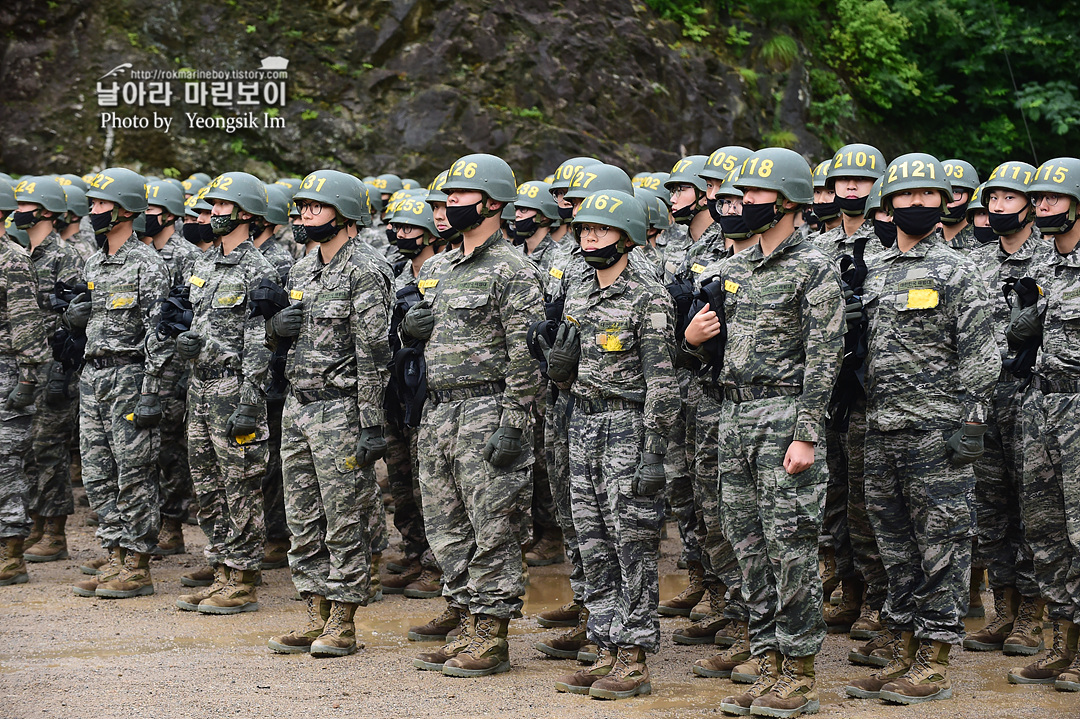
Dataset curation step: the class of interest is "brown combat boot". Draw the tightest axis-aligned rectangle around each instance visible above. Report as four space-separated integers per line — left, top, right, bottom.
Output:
96 551 154 598
403 566 442 599
177 564 228 611
1055 643 1080 692
693 620 750 678
845 630 918 699
848 625 898 667
261 537 289 569
1008 620 1078 684
153 517 185 556
310 601 360 657
414 611 472 670
967 568 986 618
0 538 29 586
732 650 778 684
536 607 589 659
408 602 462 642
965 587 1020 651
524 530 565 567
824 577 864 634
674 584 730 645
850 602 884 640
73 547 124 596
659 560 705 617
24 515 43 549
721 650 780 715
577 643 598 664
181 565 217 587
268 594 331 654
555 647 616 694
25 516 69 562
880 639 953 704
79 555 110 575
382 561 422 594
198 567 260 614
538 600 581 628
589 646 651 700
750 654 819 717
1003 596 1047 655
820 548 839 603
443 615 511 677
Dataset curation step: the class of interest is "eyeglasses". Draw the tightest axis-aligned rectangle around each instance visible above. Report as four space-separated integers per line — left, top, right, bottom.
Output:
295 201 325 216
578 224 613 240
671 184 696 195
1030 193 1065 208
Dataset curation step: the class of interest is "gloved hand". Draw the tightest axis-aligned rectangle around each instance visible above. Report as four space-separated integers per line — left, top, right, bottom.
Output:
483 426 523 468
134 392 162 428
537 322 580 383
64 293 92 330
4 381 35 411
224 402 259 439
1006 277 1044 348
946 423 987 467
633 452 667 496
45 361 69 407
175 331 204 361
355 426 387 468
842 284 863 332
270 302 304 338
402 302 434 340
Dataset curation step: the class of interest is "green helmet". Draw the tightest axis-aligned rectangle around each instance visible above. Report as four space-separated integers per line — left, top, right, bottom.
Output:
665 155 709 193
942 159 980 194
812 160 832 190
203 171 270 216
1029 157 1080 203
273 177 304 196
15 176 69 214
443 153 518 202
572 190 647 247
347 175 375 227
632 172 651 187
515 180 559 220
59 173 88 191
0 172 13 184
426 170 450 204
633 171 664 195
187 172 213 186
966 183 987 218
293 169 370 226
184 186 212 218
501 202 517 222
4 214 29 248
863 177 885 216
650 172 672 205
826 144 886 189
565 163 633 201
371 173 404 196
384 188 424 222
984 161 1037 195
162 177 185 193
263 184 292 226
0 180 16 212
734 148 814 205
181 178 206 196
86 167 148 213
550 156 601 193
363 183 384 214
390 192 439 236
718 169 744 198
699 146 753 182
637 189 672 231
145 180 187 216
65 184 89 217
401 178 420 190
879 153 952 210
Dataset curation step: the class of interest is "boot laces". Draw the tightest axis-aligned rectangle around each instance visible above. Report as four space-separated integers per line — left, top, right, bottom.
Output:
770 657 799 695
1038 621 1068 667
323 603 347 634
904 642 933 680
1013 598 1039 636
606 647 635 681
747 655 776 696
857 602 876 623
982 592 1012 633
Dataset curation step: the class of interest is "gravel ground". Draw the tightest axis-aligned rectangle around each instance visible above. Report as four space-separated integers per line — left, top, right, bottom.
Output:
2 493 1077 719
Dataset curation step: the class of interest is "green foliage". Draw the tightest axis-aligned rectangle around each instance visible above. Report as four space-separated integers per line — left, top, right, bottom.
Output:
1015 80 1080 136
724 25 752 49
245 24 256 34
300 109 319 121
760 34 797 70
643 0 711 41
763 130 798 148
162 167 180 178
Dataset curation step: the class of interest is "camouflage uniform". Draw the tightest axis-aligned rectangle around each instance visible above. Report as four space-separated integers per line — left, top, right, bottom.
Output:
657 224 691 278
280 238 391 603
557 259 679 653
67 219 98 263
716 231 844 657
0 241 46 540
79 236 172 555
416 230 544 618
862 232 1000 644
945 224 978 254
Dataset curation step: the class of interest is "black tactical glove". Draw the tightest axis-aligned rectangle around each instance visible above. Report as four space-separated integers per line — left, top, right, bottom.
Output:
45 361 69 407
355 426 388 468
270 302 304 338
537 322 580 383
64 293 92 330
224 402 259 440
483 426 523 468
4 381 35 411
633 452 666 496
175 331 204 361
946 423 987 467
134 392 162 428
402 302 434 341
842 283 863 332
1005 278 1044 349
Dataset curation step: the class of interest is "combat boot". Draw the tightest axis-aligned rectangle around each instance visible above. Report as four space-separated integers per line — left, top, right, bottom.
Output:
819 548 839 603
79 555 109 575
268 594 331 653
849 625 898 667
408 602 462 642
154 517 185 556
850 602 883 640
1007 620 1077 684
589 646 651 700
1003 596 1047 655
24 515 43 549
721 650 780 715
537 600 581 628
198 567 260 614
750 654 818 717
674 584 729 644
732 650 779 684
382 561 422 594
443 614 511 677
0 538 29 586
73 546 124 596
414 611 472 670
1054 644 1080 692
577 643 598 664
403 566 442 599
555 647 616 694
964 587 1020 651
966 568 985 618
96 551 154 598
177 564 228 611
261 537 289 569
25 516 69 562
693 620 750 678
824 576 863 634
309 601 359 657
181 565 216 587
845 631 918 699
880 639 953 704
536 607 589 658
525 530 565 567
659 560 705 617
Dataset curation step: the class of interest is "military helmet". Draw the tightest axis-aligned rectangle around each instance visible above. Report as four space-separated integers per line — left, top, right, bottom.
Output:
4 215 29 247
59 173 88 191
15 176 69 213
86 167 148 213
733 148 814 205
984 161 1037 195
181 178 206 196
812 159 832 190
390 192 439 236
347 175 374 227
384 188 424 221
550 156 601 193
442 153 518 202
371 173 404 196
699 146 753 182
501 202 517 221
187 172 213 186
401 178 420 190
145 180 187 216
363 183 384 214
632 171 664 194
161 177 185 193
879 153 952 209
863 177 885 216
665 155 709 193
263 184 292 226
826 144 886 189
565 163 633 201
573 190 647 247
631 172 651 187
515 180 560 220
293 170 372 227
942 159 980 194
966 183 987 217
426 170 450 204
184 186 213 218
273 177 304 196
0 172 14 184
64 184 89 217
1029 157 1080 203
638 189 672 231
717 169 744 198
202 172 270 216
0 180 16 212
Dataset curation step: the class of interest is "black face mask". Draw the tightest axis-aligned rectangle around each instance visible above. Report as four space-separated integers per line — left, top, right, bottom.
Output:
54 216 72 233
873 219 897 248
973 225 998 244
144 214 165 237
1034 210 1077 235
557 205 573 221
838 195 868 217
510 216 537 244
718 213 752 240
437 225 460 243
90 210 114 235
891 206 941 237
741 203 782 234
446 202 484 233
672 201 698 226
394 232 424 257
813 199 841 222
988 209 1030 236
12 210 41 230
940 202 968 226
385 226 397 246
182 222 215 245
581 242 622 270
305 219 339 243
291 223 308 244
802 208 817 226
707 198 724 224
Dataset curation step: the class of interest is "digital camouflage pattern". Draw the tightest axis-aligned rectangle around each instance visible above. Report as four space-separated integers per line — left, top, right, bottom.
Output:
258 232 295 285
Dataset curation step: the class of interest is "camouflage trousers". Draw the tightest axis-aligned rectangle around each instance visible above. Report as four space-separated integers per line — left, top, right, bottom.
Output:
261 396 289 542
157 390 192 522
385 419 435 567
719 395 826 658
545 387 585 603
418 394 531 619
1020 387 1080 622
865 426 974 644
696 390 747 621
79 363 161 554
845 400 887 611
822 426 854 580
974 380 1039 596
0 355 32 538
281 392 376 604
666 369 700 565
569 406 662 653
26 364 76 517
529 407 559 543
186 374 267 571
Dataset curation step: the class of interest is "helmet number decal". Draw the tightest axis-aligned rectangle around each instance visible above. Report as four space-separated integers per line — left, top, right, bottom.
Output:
15 181 37 195
581 193 623 213
450 161 478 179
988 163 1032 185
944 163 963 179
1037 164 1069 184
572 172 598 189
672 158 694 174
90 173 115 190
300 175 327 193
708 151 738 173
744 158 773 178
887 160 936 182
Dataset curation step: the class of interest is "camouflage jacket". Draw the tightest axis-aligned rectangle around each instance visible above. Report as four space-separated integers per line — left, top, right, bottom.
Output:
352 231 395 285
1029 236 1080 383
546 242 661 304
155 232 199 288
81 235 172 392
718 231 845 444
0 239 47 387
520 231 561 279
284 237 392 429
657 223 691 278
813 218 881 268
258 232 295 285
863 230 1001 430
944 223 978 254
673 223 725 285
68 219 98 263
29 231 81 339
187 240 277 405
416 229 544 430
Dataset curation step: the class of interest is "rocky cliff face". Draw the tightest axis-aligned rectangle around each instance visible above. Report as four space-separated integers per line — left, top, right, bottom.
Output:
0 0 822 180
